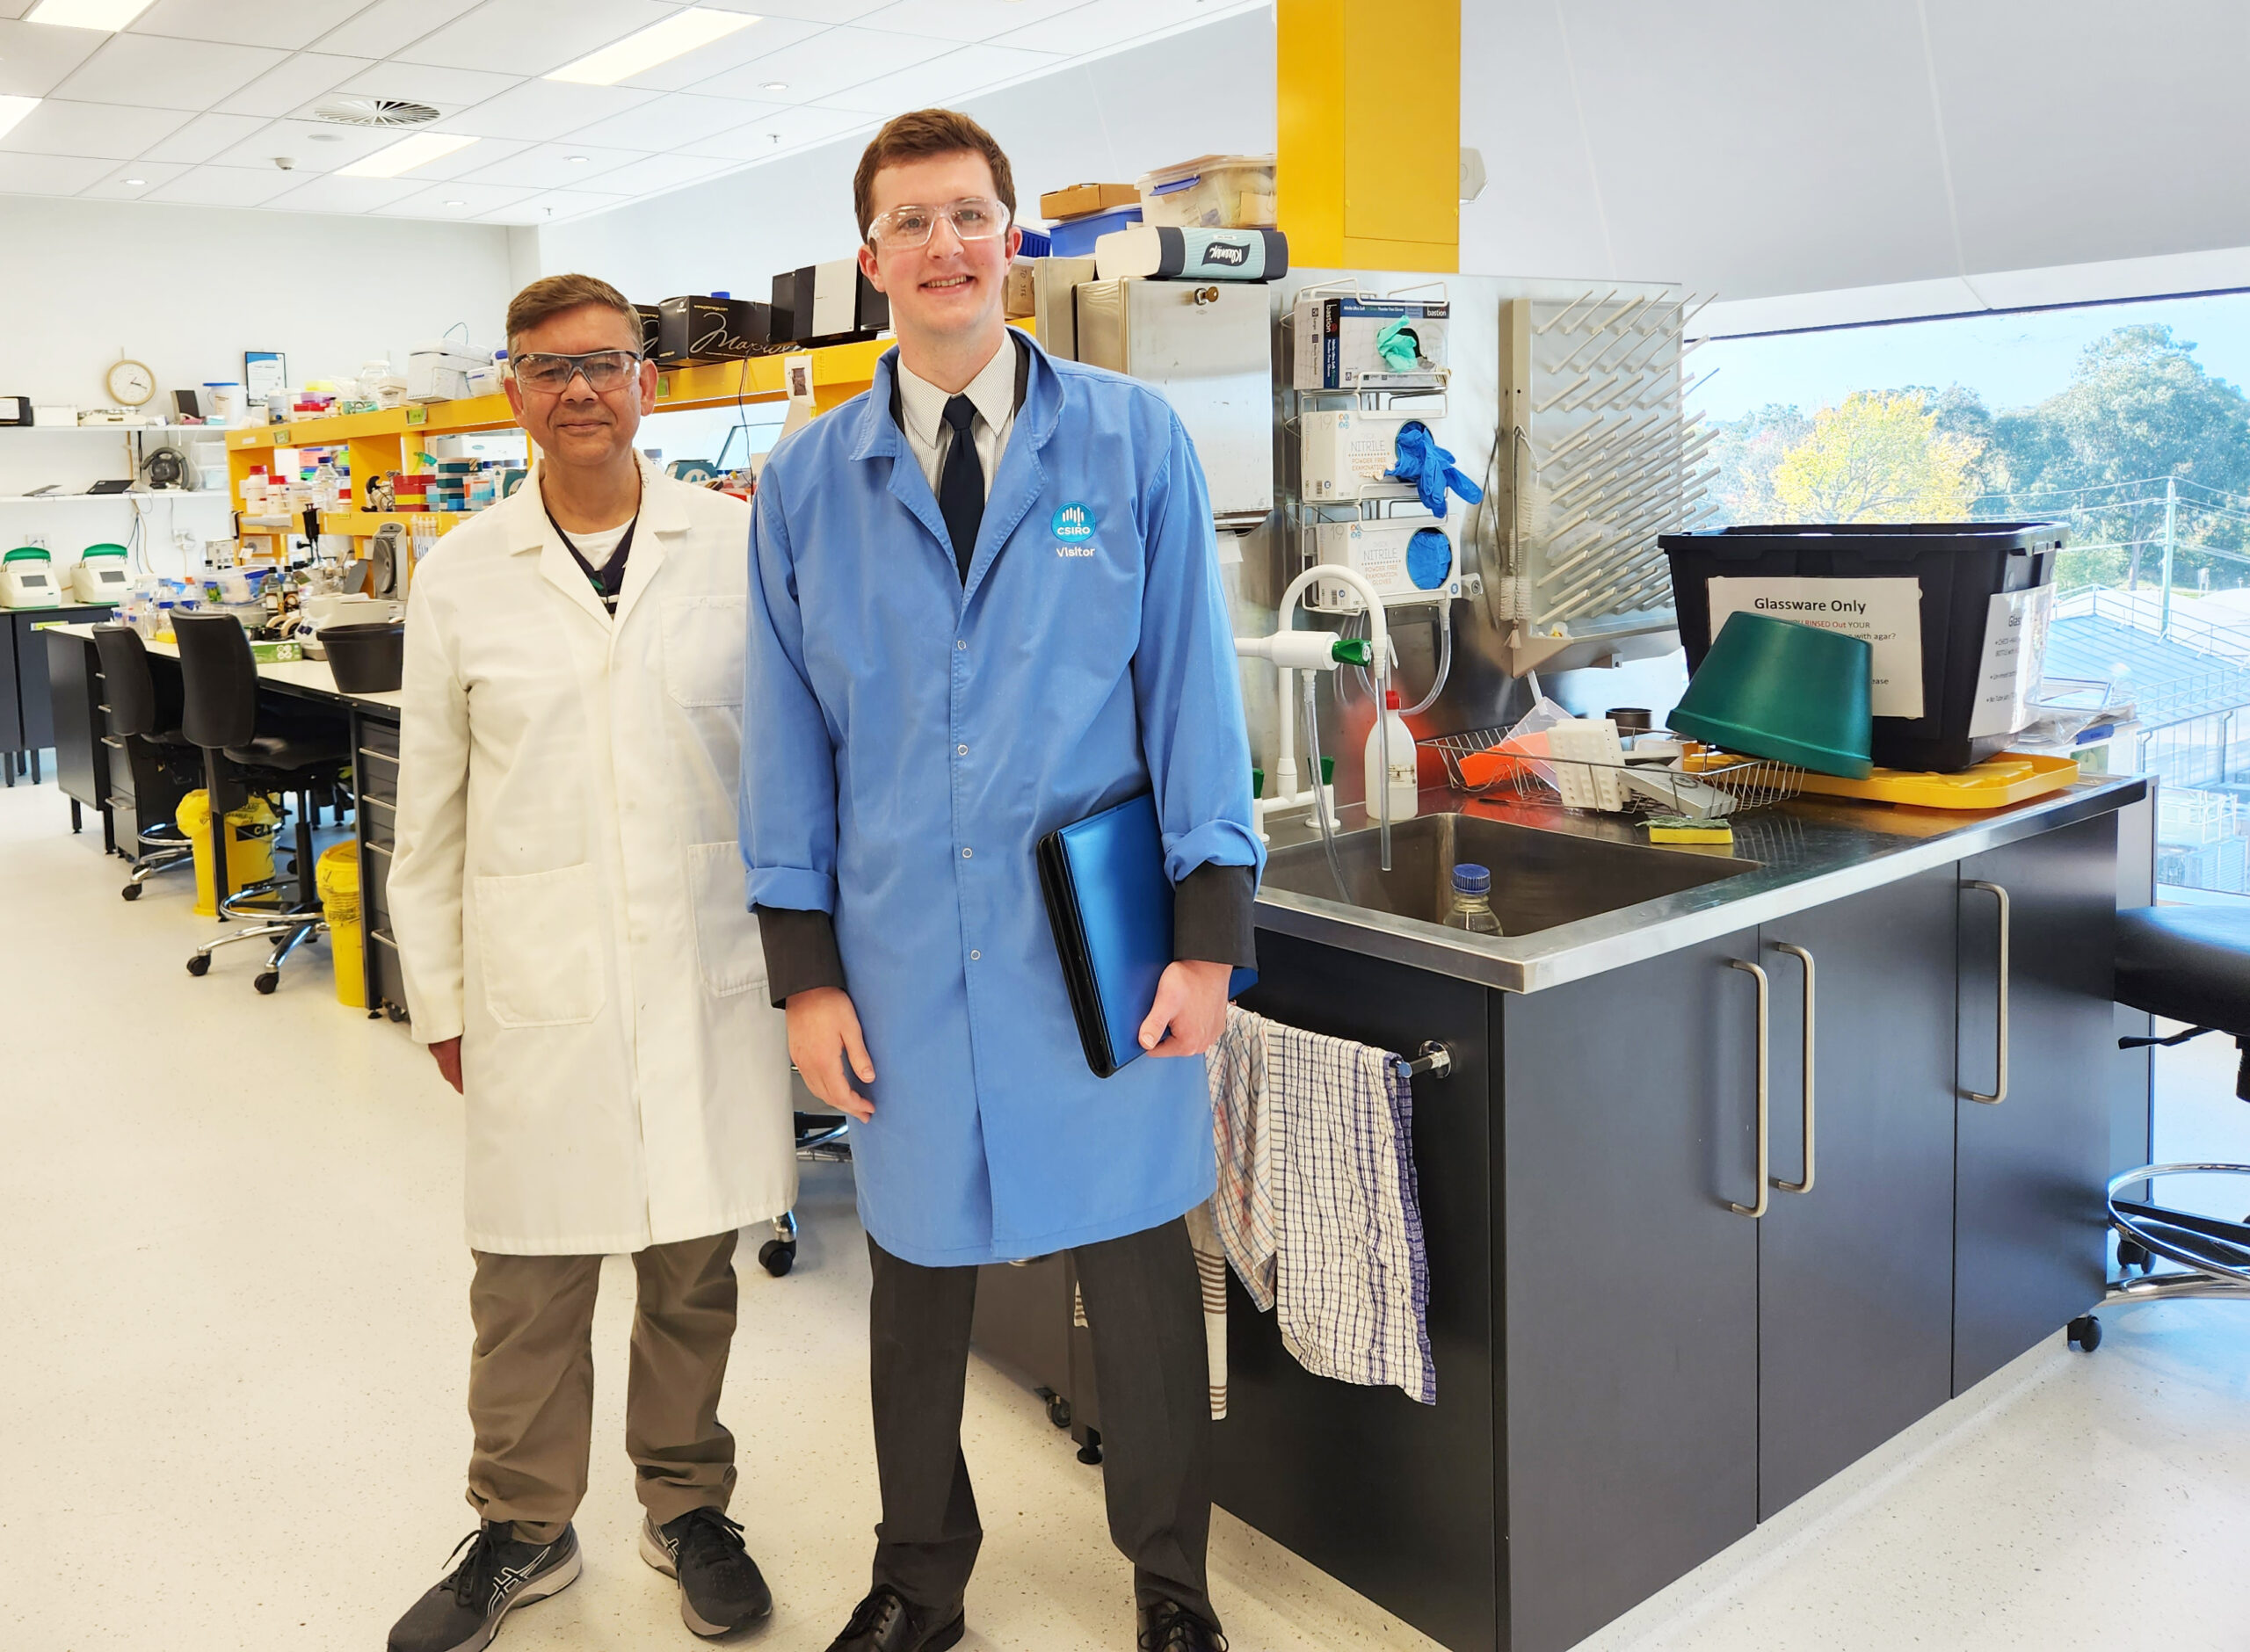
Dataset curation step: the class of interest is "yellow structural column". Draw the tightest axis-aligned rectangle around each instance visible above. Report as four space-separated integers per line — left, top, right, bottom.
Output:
1277 0 1461 272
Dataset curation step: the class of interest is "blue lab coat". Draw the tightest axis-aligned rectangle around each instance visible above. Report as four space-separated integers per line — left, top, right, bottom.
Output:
740 337 1263 1266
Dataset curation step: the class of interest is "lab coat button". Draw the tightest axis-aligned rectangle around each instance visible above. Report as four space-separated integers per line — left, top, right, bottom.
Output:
962 847 973 859
969 950 982 960
957 744 969 757
955 640 967 650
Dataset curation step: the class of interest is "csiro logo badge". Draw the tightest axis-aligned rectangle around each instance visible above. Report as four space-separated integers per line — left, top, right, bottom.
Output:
1051 503 1096 543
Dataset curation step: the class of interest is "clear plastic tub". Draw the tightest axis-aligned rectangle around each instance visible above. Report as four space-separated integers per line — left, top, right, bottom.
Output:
1137 153 1277 229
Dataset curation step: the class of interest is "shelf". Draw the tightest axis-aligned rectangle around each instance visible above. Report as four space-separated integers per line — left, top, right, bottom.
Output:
1 423 221 435
320 510 473 535
0 490 230 504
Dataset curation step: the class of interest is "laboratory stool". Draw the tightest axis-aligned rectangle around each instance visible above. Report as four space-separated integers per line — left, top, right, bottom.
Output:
90 623 200 899
758 1110 852 1276
2095 904 2250 1336
174 612 352 996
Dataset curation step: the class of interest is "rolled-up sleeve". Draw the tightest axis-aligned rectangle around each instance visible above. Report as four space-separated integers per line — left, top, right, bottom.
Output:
1130 407 1265 908
740 466 843 919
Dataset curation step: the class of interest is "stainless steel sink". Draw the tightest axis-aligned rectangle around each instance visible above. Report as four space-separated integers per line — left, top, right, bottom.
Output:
1262 812 1756 937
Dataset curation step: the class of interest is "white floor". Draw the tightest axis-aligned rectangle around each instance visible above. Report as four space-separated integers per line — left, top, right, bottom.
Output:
2 773 2247 1652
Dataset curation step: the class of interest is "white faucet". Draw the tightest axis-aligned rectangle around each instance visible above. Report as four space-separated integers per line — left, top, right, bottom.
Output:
1236 563 1395 854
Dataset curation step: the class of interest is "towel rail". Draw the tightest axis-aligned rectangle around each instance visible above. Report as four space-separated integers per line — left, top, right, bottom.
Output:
1393 1041 1455 1081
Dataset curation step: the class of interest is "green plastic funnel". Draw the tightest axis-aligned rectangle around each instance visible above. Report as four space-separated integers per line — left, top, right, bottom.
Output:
1669 612 1874 779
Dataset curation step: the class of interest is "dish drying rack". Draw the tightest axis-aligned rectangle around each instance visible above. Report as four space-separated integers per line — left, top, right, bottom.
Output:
1423 726 1804 817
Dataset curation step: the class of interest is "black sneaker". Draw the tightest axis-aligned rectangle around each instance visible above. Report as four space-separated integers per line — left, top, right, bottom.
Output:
639 1506 773 1637
824 1583 966 1652
1137 1597 1228 1652
388 1522 581 1652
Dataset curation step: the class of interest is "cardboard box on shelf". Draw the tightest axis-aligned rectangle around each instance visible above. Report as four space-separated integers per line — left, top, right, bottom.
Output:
1039 181 1142 221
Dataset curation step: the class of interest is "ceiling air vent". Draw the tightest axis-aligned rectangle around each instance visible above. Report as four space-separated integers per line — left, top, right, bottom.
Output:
313 97 442 128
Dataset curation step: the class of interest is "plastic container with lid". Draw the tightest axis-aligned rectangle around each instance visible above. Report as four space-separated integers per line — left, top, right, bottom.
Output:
1363 688 1419 822
1443 863 1501 935
1137 153 1277 229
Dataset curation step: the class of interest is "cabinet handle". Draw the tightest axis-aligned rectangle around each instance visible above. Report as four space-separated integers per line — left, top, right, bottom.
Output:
1771 942 1815 1193
1728 958 1770 1218
1966 880 2010 1105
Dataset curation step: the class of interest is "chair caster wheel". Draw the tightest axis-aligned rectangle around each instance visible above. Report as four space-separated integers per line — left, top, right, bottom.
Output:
121 883 142 901
254 971 279 995
1042 1391 1072 1431
2117 1238 2152 1274
2067 1314 2102 1352
186 953 211 976
758 1239 795 1277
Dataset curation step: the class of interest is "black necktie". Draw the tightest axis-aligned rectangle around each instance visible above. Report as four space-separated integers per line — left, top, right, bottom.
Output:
937 393 983 584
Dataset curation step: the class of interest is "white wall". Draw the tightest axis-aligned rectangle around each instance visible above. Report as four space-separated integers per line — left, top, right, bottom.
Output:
0 194 515 573
535 9 1279 301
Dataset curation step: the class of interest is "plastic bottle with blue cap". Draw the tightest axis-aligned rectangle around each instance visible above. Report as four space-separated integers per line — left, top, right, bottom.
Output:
1444 862 1501 935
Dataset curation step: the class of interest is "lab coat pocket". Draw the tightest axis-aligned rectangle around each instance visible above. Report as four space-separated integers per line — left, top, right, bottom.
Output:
688 840 766 997
473 864 606 1028
663 595 747 707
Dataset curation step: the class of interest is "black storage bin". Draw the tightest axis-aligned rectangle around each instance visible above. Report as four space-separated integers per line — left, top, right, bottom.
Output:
321 622 405 694
1659 521 2064 773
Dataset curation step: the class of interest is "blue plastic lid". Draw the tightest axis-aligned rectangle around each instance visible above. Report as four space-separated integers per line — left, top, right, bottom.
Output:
1452 862 1492 895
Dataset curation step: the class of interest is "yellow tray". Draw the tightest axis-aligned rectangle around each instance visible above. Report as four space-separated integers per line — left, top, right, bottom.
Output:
1794 752 2080 808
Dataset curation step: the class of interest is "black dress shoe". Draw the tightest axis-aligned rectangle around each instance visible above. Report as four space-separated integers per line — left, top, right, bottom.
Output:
824 1583 965 1652
1137 1597 1228 1651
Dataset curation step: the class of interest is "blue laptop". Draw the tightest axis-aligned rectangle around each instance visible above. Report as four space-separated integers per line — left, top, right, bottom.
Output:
1036 792 1257 1078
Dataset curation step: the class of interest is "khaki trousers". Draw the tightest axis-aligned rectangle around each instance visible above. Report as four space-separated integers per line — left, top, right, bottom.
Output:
465 1229 739 1545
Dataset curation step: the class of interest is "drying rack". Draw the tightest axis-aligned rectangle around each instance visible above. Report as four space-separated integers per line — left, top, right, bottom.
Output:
1421 725 1804 817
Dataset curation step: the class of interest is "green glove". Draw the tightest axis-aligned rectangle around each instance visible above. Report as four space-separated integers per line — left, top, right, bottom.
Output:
1375 316 1421 372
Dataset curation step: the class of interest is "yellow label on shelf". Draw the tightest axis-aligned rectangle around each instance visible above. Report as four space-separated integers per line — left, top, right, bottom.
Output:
406 407 427 425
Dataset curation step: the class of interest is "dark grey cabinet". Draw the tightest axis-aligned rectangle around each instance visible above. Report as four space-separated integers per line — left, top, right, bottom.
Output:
1753 871 1960 1518
1953 813 2118 1392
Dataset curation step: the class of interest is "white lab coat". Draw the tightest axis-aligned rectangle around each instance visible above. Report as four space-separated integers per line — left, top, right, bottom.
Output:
388 454 797 1255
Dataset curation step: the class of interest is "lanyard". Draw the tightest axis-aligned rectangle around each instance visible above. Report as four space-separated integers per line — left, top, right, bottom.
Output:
547 507 637 614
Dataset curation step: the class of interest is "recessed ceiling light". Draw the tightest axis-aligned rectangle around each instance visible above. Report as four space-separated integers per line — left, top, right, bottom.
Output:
0 96 38 142
122 176 145 185
338 130 477 178
25 0 155 28
444 199 467 207
567 155 590 163
546 7 757 86
760 81 787 91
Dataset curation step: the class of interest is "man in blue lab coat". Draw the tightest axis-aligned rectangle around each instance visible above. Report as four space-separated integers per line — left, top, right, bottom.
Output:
740 109 1260 1652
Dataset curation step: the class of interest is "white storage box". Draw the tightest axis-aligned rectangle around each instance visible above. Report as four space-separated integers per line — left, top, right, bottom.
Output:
1137 153 1276 229
1300 409 1422 503
1305 518 1461 612
405 341 491 404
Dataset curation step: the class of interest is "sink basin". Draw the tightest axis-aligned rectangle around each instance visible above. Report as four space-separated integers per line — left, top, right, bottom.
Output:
1262 812 1756 937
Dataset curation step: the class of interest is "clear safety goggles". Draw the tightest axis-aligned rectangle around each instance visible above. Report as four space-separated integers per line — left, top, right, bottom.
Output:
865 196 1012 254
512 350 643 394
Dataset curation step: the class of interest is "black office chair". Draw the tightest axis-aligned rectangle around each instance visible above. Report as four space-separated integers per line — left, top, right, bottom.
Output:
2090 905 2250 1335
90 623 200 899
173 611 352 995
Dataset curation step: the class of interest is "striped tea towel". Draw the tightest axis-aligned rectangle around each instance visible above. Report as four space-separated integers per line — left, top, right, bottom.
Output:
1071 1203 1230 1419
1208 1006 1436 1405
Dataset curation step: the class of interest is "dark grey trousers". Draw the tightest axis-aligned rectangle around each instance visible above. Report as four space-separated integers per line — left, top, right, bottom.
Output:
866 1216 1216 1624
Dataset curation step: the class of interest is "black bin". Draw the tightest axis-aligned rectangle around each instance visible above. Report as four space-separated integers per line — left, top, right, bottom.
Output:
1659 521 2064 773
321 621 405 695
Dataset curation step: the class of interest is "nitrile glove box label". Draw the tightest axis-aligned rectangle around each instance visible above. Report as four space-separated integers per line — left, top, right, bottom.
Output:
1292 295 1449 389
1706 576 1926 719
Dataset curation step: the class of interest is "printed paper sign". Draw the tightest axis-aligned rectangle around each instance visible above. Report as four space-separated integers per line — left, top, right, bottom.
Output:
1706 577 1926 719
1967 584 2056 738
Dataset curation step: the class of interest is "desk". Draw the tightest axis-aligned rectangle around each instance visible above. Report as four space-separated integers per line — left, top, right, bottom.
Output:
45 622 408 1018
5 604 116 785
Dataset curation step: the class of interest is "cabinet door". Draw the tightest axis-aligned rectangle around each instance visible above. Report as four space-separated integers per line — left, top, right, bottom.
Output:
1955 815 2118 1392
1756 872 1958 1518
1501 929 1761 1652
0 613 20 757
17 612 61 750
1216 934 1496 1652
44 629 105 810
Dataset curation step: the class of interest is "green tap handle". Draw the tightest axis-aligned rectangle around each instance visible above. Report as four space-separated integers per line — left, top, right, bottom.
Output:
1331 638 1374 667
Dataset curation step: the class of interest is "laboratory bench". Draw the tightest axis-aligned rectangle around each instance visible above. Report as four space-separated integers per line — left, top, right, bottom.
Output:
4 604 117 787
42 621 406 1018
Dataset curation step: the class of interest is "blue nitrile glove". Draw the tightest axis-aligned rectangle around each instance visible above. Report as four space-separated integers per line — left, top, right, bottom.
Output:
1375 315 1422 372
1386 421 1486 518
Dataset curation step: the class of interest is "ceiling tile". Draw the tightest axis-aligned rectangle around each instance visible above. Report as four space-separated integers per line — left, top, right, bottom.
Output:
474 185 631 224
53 33 287 112
568 149 731 198
376 178 534 217
563 91 782 151
308 0 483 59
396 0 679 79
0 0 33 14
142 162 300 206
853 0 1093 46
679 101 872 160
137 109 267 163
0 97 190 160
0 151 114 194
337 60 523 109
129 0 375 51
441 78 657 142
216 51 374 118
700 0 896 22
685 24 943 105
256 170 424 214
820 41 1060 113
621 12 830 92
0 18 110 98
208 116 410 171
993 0 1233 56
456 139 647 190
82 158 192 197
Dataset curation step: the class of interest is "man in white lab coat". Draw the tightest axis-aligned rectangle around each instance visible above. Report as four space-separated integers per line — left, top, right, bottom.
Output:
385 274 796 1652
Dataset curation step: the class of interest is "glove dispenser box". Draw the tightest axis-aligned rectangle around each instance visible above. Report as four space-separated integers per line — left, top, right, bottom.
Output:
1303 518 1461 612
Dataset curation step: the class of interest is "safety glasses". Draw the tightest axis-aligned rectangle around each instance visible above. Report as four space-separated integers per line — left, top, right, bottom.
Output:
512 350 643 394
865 196 1012 254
